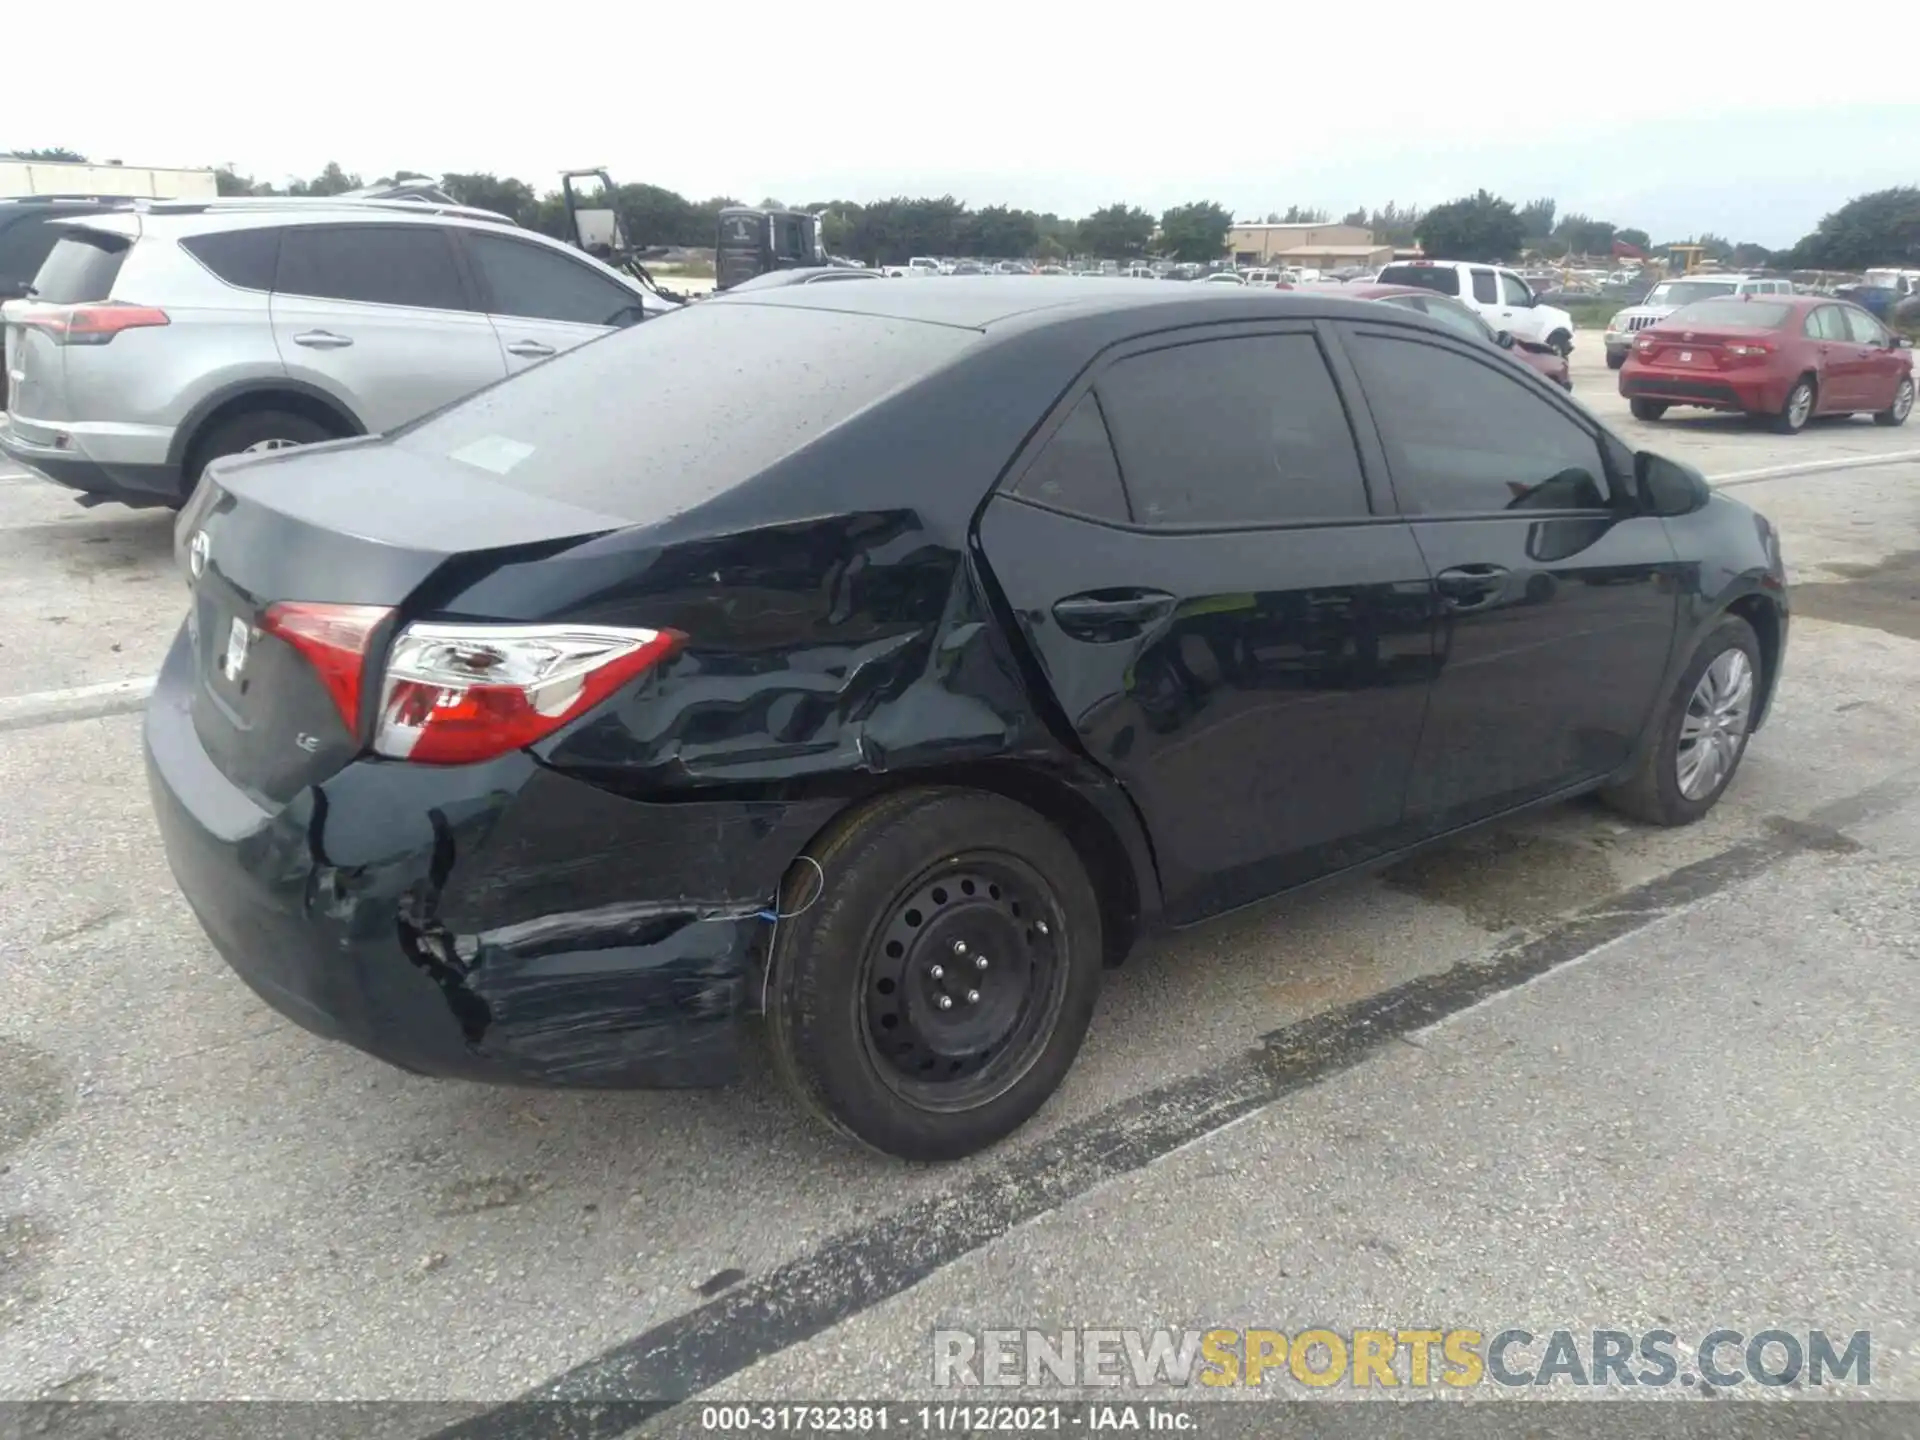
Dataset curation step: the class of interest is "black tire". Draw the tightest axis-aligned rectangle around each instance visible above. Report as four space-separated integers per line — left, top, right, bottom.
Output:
188 409 336 484
1601 614 1762 827
766 788 1103 1161
1548 328 1573 358
1630 398 1667 421
1606 350 1627 371
1873 375 1914 427
1770 375 1815 434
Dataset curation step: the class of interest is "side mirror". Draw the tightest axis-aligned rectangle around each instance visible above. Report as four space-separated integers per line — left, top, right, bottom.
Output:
1 278 28 300
1635 450 1711 517
1895 335 1915 350
1495 329 1515 348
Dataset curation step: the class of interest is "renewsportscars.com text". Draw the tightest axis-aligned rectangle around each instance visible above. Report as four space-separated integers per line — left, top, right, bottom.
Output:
933 1327 1871 1390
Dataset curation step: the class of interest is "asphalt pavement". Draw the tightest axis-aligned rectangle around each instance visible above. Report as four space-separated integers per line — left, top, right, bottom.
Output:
3 340 1918 1421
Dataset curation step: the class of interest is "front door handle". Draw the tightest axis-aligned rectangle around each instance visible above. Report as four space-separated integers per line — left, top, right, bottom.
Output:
1436 564 1509 608
1051 589 1177 641
291 330 353 349
505 340 557 358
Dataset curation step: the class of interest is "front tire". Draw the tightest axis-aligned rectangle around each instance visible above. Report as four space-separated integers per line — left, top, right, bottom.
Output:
1630 398 1668 421
1602 614 1761 827
1873 375 1914 427
1606 350 1627 371
1770 376 1816 434
1548 328 1573 358
766 788 1103 1161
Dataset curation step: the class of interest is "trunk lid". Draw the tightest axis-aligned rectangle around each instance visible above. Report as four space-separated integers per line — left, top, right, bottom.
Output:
1636 324 1773 369
178 441 629 805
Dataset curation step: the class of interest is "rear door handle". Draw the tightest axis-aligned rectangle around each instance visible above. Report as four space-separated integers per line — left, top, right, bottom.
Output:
505 340 557 358
1436 564 1509 607
292 330 353 350
1051 589 1177 641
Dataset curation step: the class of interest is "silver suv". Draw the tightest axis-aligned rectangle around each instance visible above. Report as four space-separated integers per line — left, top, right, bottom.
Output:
1 201 675 508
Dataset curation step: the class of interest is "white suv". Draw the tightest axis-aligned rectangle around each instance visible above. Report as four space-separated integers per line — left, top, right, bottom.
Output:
1602 274 1793 369
1374 259 1576 355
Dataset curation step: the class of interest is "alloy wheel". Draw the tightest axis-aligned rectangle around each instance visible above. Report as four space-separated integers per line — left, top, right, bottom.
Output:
1786 383 1814 431
241 438 304 454
1676 649 1754 801
1896 379 1915 423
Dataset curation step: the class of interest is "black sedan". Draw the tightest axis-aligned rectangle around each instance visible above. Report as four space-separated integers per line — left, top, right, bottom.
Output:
148 280 1789 1161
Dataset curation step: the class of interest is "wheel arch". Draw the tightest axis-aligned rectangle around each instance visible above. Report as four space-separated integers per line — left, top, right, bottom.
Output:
1725 591 1785 731
169 381 365 477
775 763 1159 973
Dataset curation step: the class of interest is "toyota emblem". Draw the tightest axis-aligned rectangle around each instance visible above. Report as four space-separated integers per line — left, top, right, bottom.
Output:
188 530 210 580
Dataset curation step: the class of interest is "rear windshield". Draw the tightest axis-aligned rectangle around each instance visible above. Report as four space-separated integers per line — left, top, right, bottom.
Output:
1646 280 1736 307
1376 264 1459 297
31 232 130 303
1668 299 1790 329
393 301 975 517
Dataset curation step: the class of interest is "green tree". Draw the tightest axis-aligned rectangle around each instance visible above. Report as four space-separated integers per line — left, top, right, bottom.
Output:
1365 202 1424 248
1554 212 1616 257
1616 227 1651 251
213 166 277 196
1341 207 1369 227
3 146 86 162
1416 190 1525 262
1077 202 1155 260
1729 241 1775 269
1781 186 1920 270
441 173 540 224
288 162 361 197
1518 197 1557 238
1157 201 1232 263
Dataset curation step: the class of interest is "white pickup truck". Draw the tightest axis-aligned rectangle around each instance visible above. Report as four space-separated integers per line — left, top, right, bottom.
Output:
1374 259 1577 355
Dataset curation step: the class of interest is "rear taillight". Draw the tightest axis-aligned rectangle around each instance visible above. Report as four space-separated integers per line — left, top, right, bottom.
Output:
373 624 681 765
17 302 170 346
1724 342 1772 358
261 602 393 730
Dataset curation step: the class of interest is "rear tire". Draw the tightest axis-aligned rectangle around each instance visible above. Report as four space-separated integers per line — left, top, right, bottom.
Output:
1770 376 1816 434
1601 614 1761 827
1630 398 1667 421
188 409 337 485
1548 328 1573 358
766 788 1103 1162
1873 375 1914 427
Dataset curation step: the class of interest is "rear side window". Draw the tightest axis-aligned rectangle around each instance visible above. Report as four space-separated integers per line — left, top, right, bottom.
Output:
182 228 281 292
464 232 644 327
275 225 466 311
1008 392 1130 522
1377 264 1459 297
0 216 68 289
1805 306 1849 341
1469 269 1498 303
1095 332 1367 527
1346 331 1608 515
394 302 974 518
30 232 129 303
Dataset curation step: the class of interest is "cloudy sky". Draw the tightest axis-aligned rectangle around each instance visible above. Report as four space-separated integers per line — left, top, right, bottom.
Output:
13 2 1917 248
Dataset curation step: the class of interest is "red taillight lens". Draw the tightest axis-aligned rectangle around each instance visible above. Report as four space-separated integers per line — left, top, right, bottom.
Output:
19 302 170 346
261 602 393 731
1724 342 1772 359
374 624 681 766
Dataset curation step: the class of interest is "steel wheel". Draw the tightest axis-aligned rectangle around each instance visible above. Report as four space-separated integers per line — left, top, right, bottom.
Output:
860 855 1068 1113
1676 649 1754 801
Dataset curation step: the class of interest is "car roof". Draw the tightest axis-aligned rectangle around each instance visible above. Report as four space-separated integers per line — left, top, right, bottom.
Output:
53 203 536 243
714 276 1489 336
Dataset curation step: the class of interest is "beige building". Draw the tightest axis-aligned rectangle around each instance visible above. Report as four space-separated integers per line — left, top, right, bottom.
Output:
1228 221 1394 272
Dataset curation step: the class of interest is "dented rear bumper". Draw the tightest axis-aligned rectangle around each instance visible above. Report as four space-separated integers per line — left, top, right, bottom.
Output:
144 631 840 1087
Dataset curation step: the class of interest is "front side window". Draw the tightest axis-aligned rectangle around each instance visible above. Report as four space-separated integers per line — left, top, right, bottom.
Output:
275 225 466 311
465 233 643 327
1345 331 1609 515
1096 332 1368 527
1497 272 1532 306
1839 306 1889 346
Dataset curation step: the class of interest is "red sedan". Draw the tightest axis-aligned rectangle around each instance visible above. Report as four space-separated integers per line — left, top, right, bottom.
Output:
1342 283 1571 389
1620 293 1914 434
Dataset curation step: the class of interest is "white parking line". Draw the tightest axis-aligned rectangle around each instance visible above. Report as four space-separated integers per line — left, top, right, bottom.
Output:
0 676 155 733
1711 448 1920 487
